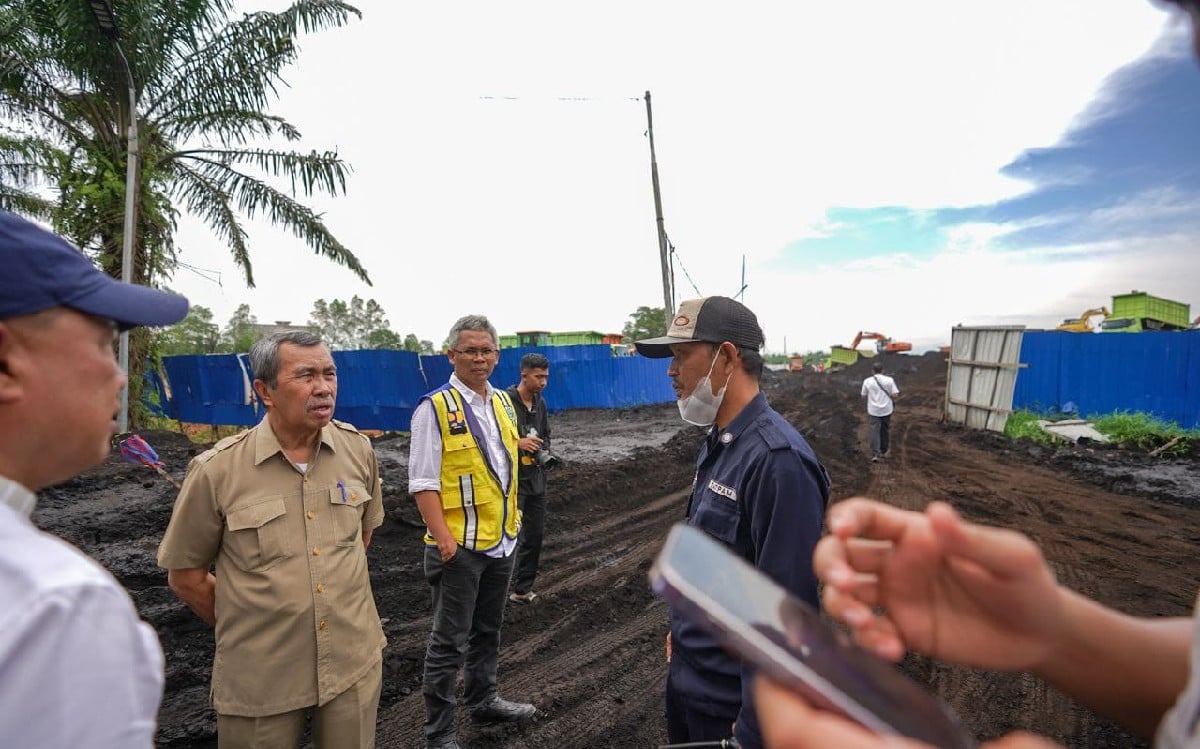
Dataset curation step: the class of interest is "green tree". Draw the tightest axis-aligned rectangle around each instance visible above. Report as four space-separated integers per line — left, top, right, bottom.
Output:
157 304 219 355
622 305 667 343
0 0 369 425
402 333 434 354
219 303 259 353
309 298 353 349
309 295 399 350
366 328 403 350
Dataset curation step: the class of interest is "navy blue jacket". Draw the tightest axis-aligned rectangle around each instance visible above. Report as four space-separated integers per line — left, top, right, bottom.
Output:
669 392 830 749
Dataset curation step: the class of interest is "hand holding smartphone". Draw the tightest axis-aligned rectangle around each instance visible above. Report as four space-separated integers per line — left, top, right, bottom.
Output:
649 522 977 749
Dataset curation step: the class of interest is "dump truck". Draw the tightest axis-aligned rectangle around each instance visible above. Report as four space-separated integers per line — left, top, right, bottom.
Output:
1099 291 1191 333
822 345 863 372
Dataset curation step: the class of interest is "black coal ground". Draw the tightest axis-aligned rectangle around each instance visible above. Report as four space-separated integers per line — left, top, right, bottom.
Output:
32 357 1200 748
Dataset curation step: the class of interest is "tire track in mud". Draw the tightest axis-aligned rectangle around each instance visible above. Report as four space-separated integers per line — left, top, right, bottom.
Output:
494 488 686 670
480 603 670 749
375 489 686 748
370 418 701 749
855 413 1113 744
811 366 1151 746
536 490 687 592
377 600 671 749
44 358 1200 749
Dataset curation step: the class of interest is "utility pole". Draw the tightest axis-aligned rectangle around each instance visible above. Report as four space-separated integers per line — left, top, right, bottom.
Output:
645 91 674 328
88 0 138 434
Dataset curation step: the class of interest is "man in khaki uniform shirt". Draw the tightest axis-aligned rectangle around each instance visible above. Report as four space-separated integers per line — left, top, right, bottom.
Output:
158 331 386 749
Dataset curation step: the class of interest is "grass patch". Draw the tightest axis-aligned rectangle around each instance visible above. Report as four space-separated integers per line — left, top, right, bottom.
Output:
1003 410 1057 444
1005 409 1197 455
1090 411 1198 455
139 415 246 444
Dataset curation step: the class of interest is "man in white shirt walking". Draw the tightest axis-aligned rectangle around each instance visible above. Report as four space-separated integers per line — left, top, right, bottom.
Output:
860 361 900 462
0 210 188 747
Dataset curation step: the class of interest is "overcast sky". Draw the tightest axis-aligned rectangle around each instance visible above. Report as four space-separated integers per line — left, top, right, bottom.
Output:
169 1 1200 353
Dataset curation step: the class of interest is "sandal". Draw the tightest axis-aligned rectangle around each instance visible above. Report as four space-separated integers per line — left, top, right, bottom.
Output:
508 591 538 604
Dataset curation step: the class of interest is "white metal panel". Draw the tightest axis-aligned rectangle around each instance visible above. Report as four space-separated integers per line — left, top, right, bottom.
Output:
944 326 1025 433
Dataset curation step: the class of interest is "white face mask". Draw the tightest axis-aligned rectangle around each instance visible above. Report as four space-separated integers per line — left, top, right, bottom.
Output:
677 348 728 427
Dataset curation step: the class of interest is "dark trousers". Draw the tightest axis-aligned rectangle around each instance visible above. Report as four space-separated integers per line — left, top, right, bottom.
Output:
665 670 738 747
869 413 892 457
422 546 515 744
512 493 547 595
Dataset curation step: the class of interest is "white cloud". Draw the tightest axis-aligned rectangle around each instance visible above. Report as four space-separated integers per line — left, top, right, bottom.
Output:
1086 186 1199 226
750 227 1200 355
170 1 1188 354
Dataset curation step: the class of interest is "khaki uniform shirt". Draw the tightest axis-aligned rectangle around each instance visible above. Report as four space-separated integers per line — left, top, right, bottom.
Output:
157 418 386 717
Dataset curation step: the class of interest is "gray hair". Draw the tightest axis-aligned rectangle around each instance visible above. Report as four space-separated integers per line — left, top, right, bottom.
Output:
447 314 497 349
249 331 324 387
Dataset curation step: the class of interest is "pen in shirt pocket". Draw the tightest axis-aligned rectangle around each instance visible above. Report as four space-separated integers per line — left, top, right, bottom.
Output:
337 480 348 503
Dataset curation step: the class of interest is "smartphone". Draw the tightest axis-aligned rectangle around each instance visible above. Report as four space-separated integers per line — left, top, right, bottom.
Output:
648 522 977 749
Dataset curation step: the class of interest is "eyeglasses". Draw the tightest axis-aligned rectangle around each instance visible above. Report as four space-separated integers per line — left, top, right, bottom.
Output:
452 347 499 358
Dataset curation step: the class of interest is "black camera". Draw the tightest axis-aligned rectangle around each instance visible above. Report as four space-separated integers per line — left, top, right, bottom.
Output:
533 447 562 470
527 427 563 471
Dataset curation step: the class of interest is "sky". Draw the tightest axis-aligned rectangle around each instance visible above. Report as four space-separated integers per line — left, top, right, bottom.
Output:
169 1 1200 354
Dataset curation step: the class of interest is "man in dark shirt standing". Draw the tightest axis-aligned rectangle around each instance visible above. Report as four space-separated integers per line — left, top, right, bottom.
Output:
635 296 830 749
505 353 553 604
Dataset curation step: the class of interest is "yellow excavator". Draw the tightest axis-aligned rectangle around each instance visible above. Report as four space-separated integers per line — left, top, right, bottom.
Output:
1056 307 1110 332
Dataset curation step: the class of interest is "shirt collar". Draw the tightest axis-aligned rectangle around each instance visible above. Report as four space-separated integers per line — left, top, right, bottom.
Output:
712 392 769 447
253 416 337 466
450 373 494 406
0 474 37 517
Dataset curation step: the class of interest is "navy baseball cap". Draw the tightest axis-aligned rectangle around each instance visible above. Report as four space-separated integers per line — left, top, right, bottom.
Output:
0 210 189 330
634 296 764 358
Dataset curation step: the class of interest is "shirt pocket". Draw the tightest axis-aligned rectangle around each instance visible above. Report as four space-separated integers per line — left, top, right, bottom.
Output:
330 482 371 547
690 493 741 546
224 497 291 572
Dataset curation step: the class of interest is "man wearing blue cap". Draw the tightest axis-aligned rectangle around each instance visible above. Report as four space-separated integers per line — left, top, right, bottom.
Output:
0 210 188 747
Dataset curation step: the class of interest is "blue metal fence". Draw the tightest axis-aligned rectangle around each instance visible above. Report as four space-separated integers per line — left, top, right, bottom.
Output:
1012 331 1200 428
147 345 674 430
148 334 1200 431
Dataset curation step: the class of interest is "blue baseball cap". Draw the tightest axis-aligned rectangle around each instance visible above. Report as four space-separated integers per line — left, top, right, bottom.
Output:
0 210 189 330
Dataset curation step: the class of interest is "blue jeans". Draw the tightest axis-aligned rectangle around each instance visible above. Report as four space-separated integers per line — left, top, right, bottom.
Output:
422 545 515 744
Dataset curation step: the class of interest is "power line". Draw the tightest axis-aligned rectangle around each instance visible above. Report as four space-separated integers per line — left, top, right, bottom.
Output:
478 95 643 102
176 260 223 286
668 235 703 298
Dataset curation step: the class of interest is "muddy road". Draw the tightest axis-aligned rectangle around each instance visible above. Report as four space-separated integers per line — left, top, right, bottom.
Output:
33 352 1200 748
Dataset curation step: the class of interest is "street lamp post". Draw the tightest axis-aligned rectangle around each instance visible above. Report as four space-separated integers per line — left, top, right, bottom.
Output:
88 0 139 433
